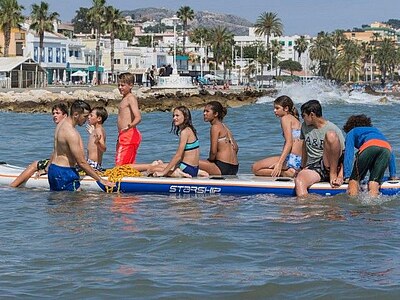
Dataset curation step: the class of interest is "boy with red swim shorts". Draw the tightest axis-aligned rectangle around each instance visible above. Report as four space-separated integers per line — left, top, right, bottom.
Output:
116 72 142 165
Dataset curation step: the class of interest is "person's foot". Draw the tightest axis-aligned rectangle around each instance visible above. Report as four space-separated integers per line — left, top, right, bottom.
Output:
330 176 343 188
151 160 163 166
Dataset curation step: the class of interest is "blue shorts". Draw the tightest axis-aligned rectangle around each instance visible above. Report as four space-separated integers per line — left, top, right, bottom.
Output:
48 164 81 191
285 153 301 170
178 162 199 177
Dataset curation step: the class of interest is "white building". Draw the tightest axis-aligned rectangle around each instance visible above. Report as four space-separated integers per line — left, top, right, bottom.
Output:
24 27 68 84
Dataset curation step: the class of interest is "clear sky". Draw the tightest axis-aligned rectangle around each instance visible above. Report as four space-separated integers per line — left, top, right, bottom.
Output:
18 0 400 36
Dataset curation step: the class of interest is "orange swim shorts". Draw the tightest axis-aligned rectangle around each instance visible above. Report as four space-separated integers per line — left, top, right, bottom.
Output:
115 127 142 165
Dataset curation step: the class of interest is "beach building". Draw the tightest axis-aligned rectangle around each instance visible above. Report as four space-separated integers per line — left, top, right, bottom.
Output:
0 57 45 88
24 28 68 85
0 27 26 57
343 22 399 44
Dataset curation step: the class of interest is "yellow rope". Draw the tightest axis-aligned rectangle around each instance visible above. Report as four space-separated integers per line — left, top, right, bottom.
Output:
102 165 141 193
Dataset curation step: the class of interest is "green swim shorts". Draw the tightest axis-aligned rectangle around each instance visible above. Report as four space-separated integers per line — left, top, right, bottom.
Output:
350 146 391 183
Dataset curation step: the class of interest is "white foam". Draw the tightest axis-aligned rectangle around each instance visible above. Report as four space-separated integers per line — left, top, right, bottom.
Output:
257 81 395 106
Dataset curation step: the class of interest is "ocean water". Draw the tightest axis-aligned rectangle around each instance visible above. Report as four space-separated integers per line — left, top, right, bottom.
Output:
0 82 399 299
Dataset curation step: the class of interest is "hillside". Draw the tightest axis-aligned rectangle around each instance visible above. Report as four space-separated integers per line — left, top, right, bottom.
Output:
122 7 253 35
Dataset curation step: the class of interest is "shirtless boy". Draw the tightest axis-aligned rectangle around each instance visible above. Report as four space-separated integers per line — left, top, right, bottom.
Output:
86 106 108 170
116 72 142 165
48 100 115 191
10 103 68 188
294 100 345 197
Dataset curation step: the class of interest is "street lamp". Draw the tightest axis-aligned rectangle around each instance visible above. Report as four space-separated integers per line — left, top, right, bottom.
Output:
171 15 180 75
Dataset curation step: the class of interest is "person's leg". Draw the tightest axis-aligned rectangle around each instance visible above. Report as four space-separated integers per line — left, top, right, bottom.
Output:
252 156 280 176
130 161 163 172
368 181 380 197
323 130 343 186
347 179 360 196
294 169 321 197
10 161 39 188
199 159 222 176
367 147 390 197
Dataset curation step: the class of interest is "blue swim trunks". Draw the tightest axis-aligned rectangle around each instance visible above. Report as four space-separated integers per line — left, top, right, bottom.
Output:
178 162 199 177
284 153 302 170
48 164 81 191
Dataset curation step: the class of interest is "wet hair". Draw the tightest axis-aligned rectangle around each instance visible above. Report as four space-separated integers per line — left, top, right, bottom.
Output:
301 99 322 117
91 106 108 124
52 103 68 115
206 101 227 121
118 72 135 85
171 106 197 137
343 114 372 133
274 95 299 119
70 100 91 116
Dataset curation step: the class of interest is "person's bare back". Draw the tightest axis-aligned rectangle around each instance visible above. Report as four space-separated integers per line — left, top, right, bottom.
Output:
52 118 84 167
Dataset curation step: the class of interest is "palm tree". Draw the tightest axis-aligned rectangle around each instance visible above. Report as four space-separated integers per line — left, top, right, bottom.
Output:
294 35 308 62
360 41 374 81
190 27 210 68
331 29 346 50
254 12 283 46
88 0 106 84
335 39 362 82
0 0 24 57
190 27 210 45
208 26 234 70
103 5 126 82
256 46 269 86
177 6 194 53
375 38 396 81
30 1 59 65
270 39 282 74
309 32 335 78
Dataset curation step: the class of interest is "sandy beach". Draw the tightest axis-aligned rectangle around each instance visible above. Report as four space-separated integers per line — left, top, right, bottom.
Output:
0 85 276 113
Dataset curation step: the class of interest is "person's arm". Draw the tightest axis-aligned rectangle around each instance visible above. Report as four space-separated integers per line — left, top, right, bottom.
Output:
94 127 106 153
207 125 219 162
272 116 293 177
300 139 307 169
154 130 188 177
343 132 355 179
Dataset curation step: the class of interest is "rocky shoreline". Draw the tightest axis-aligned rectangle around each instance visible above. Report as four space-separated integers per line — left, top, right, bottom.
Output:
0 86 277 114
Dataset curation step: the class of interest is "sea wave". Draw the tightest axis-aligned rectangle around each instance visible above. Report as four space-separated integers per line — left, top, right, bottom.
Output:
257 81 395 105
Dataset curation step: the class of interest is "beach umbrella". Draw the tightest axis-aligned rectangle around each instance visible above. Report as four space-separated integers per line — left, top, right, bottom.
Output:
71 70 87 77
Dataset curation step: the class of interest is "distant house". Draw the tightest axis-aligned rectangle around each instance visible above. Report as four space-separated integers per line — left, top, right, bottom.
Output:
0 27 26 57
0 57 46 88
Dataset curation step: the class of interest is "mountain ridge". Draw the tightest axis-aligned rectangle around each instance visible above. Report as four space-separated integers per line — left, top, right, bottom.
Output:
122 7 253 35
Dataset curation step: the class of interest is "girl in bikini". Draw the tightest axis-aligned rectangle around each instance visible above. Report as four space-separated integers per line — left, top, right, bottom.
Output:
199 101 239 175
252 95 302 177
151 106 201 178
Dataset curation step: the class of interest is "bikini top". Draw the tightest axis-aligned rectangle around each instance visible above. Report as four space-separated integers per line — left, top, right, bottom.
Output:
282 128 301 140
217 123 233 144
184 139 199 151
292 129 301 140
